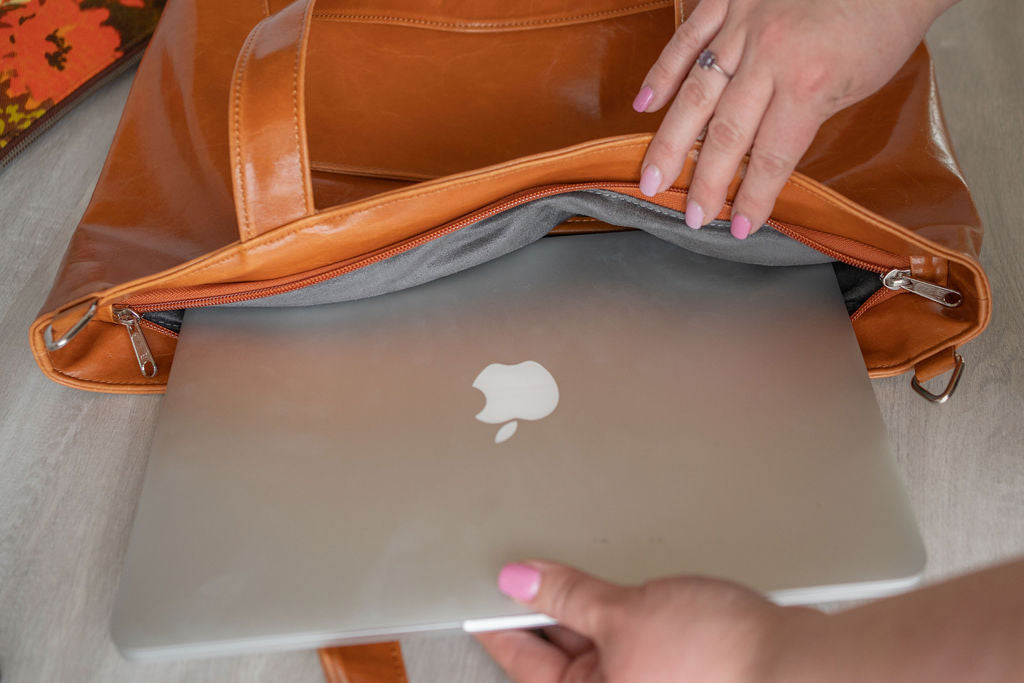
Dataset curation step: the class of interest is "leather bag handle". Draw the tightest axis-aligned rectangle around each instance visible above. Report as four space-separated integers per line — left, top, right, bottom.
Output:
229 0 318 241
228 0 689 242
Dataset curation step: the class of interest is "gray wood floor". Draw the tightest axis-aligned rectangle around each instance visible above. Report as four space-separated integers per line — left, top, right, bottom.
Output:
1 1 1021 680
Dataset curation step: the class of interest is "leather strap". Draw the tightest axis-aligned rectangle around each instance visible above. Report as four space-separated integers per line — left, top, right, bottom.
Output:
231 22 410 682
229 0 318 240
319 642 409 683
914 346 957 383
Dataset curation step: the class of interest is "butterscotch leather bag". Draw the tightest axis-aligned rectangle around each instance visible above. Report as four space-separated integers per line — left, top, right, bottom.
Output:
29 0 991 677
30 0 991 404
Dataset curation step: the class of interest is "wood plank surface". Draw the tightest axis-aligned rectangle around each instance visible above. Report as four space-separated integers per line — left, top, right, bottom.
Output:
1 1 1021 680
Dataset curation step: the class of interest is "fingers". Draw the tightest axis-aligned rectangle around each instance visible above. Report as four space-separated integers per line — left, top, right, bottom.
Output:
638 30 745 209
542 625 594 658
633 0 729 113
686 62 773 230
497 562 629 639
730 94 826 239
474 630 569 683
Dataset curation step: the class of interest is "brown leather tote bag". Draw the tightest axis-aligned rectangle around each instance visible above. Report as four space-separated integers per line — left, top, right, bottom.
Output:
30 0 990 402
28 0 990 678
30 0 990 405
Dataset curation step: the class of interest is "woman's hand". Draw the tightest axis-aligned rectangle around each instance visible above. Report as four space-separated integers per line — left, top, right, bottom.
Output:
476 558 1024 683
475 561 822 682
632 0 957 239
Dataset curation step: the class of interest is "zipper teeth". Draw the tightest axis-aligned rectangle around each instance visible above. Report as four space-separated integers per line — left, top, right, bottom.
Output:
0 47 146 169
122 182 633 312
120 183 909 314
767 220 893 274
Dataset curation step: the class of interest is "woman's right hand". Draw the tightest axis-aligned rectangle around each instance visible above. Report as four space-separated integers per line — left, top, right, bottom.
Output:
475 561 822 682
475 558 1024 683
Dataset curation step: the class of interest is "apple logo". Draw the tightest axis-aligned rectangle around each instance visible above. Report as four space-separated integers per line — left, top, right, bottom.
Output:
473 361 560 444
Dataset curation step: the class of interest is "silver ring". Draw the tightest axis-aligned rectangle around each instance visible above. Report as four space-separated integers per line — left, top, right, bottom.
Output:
696 49 733 79
43 299 98 352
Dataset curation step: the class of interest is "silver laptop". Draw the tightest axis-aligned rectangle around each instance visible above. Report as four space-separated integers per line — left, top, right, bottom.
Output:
112 231 924 661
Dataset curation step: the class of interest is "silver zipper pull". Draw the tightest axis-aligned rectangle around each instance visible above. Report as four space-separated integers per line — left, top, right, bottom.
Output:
114 308 158 377
881 269 962 308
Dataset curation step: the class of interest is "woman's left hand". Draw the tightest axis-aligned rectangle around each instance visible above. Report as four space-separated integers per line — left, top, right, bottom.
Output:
632 0 956 239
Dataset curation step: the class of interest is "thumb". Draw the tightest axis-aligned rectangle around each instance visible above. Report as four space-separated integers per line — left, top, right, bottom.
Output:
497 561 629 639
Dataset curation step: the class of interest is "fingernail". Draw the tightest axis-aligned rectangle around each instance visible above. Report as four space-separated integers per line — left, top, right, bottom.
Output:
731 213 751 240
685 200 704 230
639 164 662 197
498 563 541 601
632 86 654 113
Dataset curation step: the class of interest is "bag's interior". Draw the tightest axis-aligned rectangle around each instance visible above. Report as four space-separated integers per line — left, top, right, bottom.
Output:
140 190 881 333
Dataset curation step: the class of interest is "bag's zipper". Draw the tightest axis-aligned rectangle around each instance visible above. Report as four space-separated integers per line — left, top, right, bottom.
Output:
768 223 962 311
114 308 158 378
108 182 962 375
880 268 962 307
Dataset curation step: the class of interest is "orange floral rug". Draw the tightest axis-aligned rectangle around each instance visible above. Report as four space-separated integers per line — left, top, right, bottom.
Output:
0 0 164 165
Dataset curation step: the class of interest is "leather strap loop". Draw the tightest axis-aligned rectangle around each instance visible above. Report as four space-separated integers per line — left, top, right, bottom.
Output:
229 0 317 241
912 347 965 404
914 346 957 383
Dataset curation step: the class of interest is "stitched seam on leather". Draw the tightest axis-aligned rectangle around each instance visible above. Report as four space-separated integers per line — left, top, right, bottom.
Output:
291 6 307 218
233 22 263 242
311 1 672 30
51 364 162 385
178 141 653 279
870 333 975 369
139 319 178 339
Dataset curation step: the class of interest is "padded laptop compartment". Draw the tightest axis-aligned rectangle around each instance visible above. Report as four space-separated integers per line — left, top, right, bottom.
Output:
141 190 882 334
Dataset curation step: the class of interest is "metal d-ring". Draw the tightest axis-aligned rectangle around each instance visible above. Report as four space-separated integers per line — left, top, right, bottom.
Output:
43 300 98 352
911 352 965 404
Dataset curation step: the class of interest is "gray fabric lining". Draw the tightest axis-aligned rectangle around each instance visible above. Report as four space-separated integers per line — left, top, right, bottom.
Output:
225 189 830 308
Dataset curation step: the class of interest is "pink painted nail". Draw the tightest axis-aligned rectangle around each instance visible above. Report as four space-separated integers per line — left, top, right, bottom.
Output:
685 200 704 230
639 164 662 197
731 213 751 240
632 86 654 113
498 563 541 601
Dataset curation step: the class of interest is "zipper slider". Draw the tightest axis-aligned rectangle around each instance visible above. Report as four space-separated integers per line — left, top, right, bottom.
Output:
881 269 962 308
114 308 158 377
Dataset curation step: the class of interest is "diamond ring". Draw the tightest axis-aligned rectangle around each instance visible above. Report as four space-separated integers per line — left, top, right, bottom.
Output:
696 49 733 79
